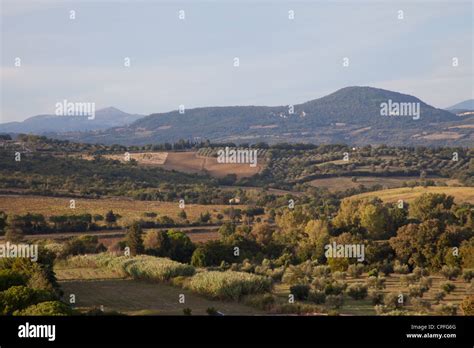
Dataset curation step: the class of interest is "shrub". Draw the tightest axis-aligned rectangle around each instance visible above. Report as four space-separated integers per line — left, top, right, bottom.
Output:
419 277 433 289
324 281 347 296
369 290 384 305
347 264 364 278
333 271 346 280
0 270 26 291
440 265 461 280
393 262 409 274
462 269 474 282
399 274 418 286
346 283 368 300
183 308 192 315
384 292 408 309
408 284 427 298
367 276 386 289
13 301 74 316
325 294 344 309
290 284 310 301
313 265 331 278
367 268 378 277
0 286 55 315
441 282 456 294
434 291 446 304
311 277 329 291
413 266 429 278
243 294 275 310
188 271 272 300
308 290 326 304
439 303 457 316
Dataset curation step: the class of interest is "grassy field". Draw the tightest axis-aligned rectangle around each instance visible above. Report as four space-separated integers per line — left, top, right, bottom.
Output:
309 176 459 192
347 186 474 204
59 279 263 315
0 194 244 225
274 273 472 315
81 151 264 179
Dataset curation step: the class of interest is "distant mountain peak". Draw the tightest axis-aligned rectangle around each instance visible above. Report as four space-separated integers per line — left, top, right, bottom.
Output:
446 99 474 111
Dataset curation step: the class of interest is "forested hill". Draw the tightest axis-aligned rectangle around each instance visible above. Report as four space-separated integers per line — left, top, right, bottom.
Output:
14 87 474 146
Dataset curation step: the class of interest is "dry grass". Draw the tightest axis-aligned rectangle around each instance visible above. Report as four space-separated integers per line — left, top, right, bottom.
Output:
308 176 458 192
104 152 168 165
0 194 244 226
78 151 263 178
348 186 474 204
162 152 263 179
59 279 263 315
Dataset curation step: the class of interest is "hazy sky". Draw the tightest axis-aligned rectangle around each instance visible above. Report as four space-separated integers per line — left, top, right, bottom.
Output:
1 0 472 123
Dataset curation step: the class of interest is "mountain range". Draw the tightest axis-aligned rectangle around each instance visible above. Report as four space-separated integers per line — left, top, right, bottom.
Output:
1 87 472 146
0 107 143 133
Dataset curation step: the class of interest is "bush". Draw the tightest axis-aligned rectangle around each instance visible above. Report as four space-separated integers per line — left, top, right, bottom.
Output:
439 303 458 316
0 286 55 315
399 274 418 286
347 264 364 278
413 266 429 278
440 265 461 280
367 268 378 277
324 281 347 296
243 294 275 310
419 277 433 289
290 284 310 301
408 284 427 298
462 269 474 282
311 277 329 291
308 290 326 304
13 301 74 316
384 292 408 309
188 271 272 300
346 283 368 300
67 254 195 281
434 291 446 304
313 265 331 277
441 282 456 294
325 294 344 309
190 241 234 267
393 261 409 274
369 290 384 305
0 270 26 291
367 276 386 289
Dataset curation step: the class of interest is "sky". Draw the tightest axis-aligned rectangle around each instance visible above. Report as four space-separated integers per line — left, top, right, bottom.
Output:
1 0 473 123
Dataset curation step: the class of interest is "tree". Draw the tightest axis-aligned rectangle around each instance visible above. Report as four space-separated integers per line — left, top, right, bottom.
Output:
296 219 330 263
251 223 274 246
4 216 24 243
389 219 448 269
105 210 117 227
126 222 144 256
218 222 236 240
178 210 187 220
409 193 454 222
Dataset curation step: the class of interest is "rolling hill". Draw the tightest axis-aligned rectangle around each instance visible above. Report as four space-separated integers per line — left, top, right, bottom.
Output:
0 107 143 133
7 87 474 146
